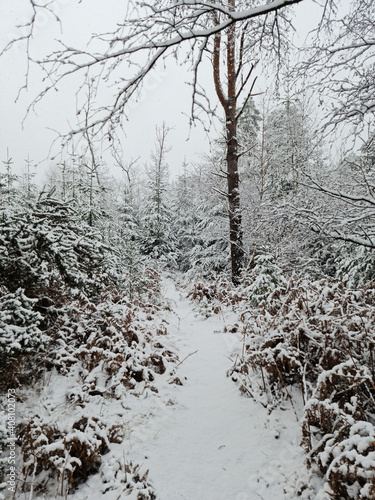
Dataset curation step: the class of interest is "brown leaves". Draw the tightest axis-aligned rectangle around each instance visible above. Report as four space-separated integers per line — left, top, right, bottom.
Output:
230 276 375 497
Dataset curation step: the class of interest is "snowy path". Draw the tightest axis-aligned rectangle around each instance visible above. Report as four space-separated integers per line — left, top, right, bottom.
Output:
130 280 306 500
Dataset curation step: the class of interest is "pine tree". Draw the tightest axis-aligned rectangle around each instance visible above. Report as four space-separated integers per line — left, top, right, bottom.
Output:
19 155 38 203
139 124 176 265
0 191 113 297
0 150 19 218
0 288 44 369
109 155 147 298
261 92 318 200
171 162 200 272
182 157 230 277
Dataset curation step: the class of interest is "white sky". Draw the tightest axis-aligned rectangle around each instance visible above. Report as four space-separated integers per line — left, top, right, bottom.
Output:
0 0 327 181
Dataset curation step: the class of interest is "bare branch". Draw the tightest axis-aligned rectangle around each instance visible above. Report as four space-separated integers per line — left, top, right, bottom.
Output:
6 0 304 138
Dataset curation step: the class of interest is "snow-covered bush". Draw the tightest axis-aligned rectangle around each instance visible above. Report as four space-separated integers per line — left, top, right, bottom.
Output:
20 413 156 497
0 288 44 369
0 186 179 497
186 254 286 316
0 192 128 391
10 286 177 497
100 460 156 499
239 253 287 306
187 277 244 316
302 361 375 499
325 421 375 499
48 295 177 395
229 276 375 496
231 278 375 399
336 245 375 288
21 414 111 493
0 193 113 298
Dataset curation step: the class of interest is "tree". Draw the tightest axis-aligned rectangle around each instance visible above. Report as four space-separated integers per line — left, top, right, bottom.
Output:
140 124 176 264
0 150 18 216
0 191 114 297
261 92 320 199
20 155 38 202
302 149 375 250
189 156 231 276
301 0 375 137
211 0 256 283
171 162 198 272
2 0 307 284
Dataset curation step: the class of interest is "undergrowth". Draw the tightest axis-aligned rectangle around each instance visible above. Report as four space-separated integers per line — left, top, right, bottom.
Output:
0 194 176 499
228 275 375 499
186 263 375 498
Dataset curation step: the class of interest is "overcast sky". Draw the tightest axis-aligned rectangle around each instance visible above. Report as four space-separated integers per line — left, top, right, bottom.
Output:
0 0 328 181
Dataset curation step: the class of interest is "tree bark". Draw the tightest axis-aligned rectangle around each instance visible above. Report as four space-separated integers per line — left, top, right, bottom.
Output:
213 0 243 285
226 107 243 285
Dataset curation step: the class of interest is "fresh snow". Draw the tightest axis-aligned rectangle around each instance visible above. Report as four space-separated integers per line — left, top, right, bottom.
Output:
17 278 310 500
119 279 307 500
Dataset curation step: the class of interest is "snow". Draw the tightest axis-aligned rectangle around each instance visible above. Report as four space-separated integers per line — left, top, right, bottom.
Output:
7 277 312 500
112 279 307 500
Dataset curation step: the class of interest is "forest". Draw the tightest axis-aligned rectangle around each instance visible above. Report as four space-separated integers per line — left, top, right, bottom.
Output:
0 0 374 499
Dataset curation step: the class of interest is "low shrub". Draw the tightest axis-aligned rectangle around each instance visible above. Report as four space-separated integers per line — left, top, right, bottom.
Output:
229 276 375 497
0 287 44 370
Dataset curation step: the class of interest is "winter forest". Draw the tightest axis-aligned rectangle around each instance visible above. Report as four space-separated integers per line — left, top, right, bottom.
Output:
0 0 374 499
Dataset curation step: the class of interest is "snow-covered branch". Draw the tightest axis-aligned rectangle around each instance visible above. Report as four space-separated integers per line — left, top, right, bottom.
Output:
300 0 375 135
5 0 305 138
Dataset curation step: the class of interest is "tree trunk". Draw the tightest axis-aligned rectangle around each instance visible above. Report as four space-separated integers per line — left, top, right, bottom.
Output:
226 3 243 284
213 0 243 285
226 107 243 285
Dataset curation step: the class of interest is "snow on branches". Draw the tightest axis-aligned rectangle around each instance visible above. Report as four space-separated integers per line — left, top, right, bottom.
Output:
0 188 178 499
0 288 44 369
301 0 375 136
3 0 304 138
229 275 375 498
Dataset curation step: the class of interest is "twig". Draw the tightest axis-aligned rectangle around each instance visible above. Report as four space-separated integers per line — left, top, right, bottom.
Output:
274 363 299 421
175 350 198 368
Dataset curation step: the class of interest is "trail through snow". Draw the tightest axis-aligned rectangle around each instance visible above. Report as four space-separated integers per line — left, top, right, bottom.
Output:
129 279 307 500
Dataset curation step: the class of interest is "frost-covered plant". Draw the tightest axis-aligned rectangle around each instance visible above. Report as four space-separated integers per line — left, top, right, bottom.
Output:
187 277 244 316
231 278 375 399
13 290 176 497
230 276 375 497
0 288 44 368
47 295 176 394
100 459 156 499
20 414 123 494
186 255 287 315
325 421 375 499
0 193 113 298
336 245 375 288
0 182 176 498
194 295 215 318
302 361 375 499
240 253 287 306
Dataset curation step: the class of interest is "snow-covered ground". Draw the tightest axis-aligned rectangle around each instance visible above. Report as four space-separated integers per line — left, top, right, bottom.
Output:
118 279 308 500
10 278 312 500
